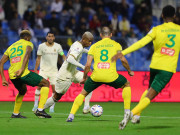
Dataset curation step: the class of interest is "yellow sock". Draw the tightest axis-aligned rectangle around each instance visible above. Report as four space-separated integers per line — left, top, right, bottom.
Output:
13 94 24 114
38 87 49 109
137 89 148 116
122 87 131 110
132 97 150 116
70 94 85 114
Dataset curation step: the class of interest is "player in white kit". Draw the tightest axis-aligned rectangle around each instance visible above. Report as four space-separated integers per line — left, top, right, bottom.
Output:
44 31 94 113
32 31 66 113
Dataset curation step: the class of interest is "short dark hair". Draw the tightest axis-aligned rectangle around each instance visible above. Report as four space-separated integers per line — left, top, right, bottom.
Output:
100 27 111 36
162 5 175 18
46 31 55 36
20 30 31 39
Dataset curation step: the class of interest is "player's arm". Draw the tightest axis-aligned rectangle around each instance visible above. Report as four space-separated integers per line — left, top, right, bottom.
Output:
80 55 93 84
0 54 9 86
34 55 41 74
83 49 89 53
122 35 153 55
66 54 85 70
62 54 66 61
14 46 32 77
83 55 93 79
112 51 134 76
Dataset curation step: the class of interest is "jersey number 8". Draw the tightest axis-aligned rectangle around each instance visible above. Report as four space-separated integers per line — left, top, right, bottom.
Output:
100 49 108 62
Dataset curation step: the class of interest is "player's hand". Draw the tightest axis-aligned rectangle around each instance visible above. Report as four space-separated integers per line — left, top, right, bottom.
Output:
2 80 8 87
14 68 23 77
128 71 134 77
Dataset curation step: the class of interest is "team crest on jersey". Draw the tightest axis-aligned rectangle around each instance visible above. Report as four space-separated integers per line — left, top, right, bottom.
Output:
54 49 56 52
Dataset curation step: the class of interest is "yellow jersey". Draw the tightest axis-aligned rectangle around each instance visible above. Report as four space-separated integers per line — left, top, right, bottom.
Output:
4 39 34 79
88 38 122 82
122 22 180 73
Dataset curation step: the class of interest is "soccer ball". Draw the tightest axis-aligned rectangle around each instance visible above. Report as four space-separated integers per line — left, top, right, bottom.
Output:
90 105 103 117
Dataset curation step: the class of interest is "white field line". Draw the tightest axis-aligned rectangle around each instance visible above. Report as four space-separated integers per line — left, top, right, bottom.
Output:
0 111 180 119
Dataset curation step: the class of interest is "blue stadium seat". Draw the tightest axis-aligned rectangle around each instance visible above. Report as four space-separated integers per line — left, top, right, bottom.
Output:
2 21 9 29
118 15 122 21
152 16 159 26
108 13 113 21
128 4 135 20
45 13 51 20
104 7 111 14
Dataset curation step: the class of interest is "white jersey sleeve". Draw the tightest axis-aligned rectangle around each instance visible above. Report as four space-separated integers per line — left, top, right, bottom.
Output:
57 43 64 56
82 48 89 53
69 43 83 59
57 41 84 80
37 44 43 55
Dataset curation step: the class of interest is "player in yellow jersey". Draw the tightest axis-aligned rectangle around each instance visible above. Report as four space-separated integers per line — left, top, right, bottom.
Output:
0 30 51 118
66 27 134 122
114 5 180 129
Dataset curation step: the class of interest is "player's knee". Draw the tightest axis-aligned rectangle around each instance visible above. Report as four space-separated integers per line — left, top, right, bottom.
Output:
54 92 63 101
19 89 27 95
43 79 50 87
124 80 130 87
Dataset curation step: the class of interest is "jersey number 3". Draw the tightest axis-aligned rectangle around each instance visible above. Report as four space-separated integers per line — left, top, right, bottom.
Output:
100 49 108 62
165 34 176 48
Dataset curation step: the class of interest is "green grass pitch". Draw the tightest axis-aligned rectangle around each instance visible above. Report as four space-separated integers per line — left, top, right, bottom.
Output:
0 102 180 135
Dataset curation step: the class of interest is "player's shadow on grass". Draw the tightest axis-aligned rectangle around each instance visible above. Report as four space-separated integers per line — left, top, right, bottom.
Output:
136 125 174 130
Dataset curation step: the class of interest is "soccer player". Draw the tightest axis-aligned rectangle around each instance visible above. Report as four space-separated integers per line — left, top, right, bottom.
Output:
116 5 180 129
66 27 134 122
43 31 94 113
32 31 66 113
0 30 51 118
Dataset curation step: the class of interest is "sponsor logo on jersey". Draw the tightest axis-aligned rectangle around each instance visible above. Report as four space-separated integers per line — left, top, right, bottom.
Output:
161 47 175 56
11 57 21 63
97 62 110 69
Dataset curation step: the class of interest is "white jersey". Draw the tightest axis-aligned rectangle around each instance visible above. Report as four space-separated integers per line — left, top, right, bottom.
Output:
37 42 64 72
57 41 87 80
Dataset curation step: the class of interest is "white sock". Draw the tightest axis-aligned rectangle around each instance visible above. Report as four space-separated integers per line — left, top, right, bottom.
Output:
44 97 55 109
124 109 130 113
68 114 74 119
50 93 55 109
134 115 140 119
50 103 55 109
38 108 43 111
34 89 40 106
84 92 92 108
13 113 19 115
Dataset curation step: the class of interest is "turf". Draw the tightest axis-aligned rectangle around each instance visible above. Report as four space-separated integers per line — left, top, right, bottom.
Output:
0 102 180 135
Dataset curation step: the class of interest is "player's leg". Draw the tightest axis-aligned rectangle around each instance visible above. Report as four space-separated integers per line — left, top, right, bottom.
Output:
131 89 148 124
132 70 156 123
67 77 101 122
21 71 51 118
48 72 57 113
49 85 55 113
107 75 131 129
32 71 48 111
10 79 27 118
73 71 93 114
32 86 41 112
44 79 72 109
83 92 92 114
131 69 173 125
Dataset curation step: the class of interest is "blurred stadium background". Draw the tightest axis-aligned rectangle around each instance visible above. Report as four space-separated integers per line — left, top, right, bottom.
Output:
0 0 180 71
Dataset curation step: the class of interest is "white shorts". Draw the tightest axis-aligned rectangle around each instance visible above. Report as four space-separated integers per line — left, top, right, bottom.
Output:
55 71 83 94
39 71 57 85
